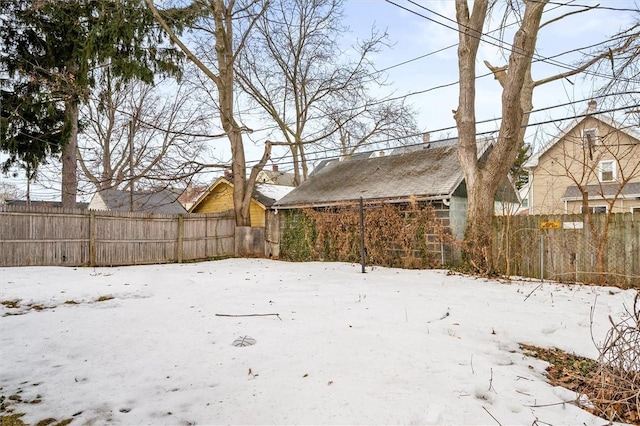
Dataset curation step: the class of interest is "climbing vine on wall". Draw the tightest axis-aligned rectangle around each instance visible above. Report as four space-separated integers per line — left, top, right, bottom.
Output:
280 199 453 268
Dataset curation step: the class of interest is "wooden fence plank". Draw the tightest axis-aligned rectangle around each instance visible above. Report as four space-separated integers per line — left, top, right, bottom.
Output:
0 206 236 267
493 212 639 288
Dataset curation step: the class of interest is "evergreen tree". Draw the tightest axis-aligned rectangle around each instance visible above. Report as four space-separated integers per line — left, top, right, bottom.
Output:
0 0 181 207
510 144 531 190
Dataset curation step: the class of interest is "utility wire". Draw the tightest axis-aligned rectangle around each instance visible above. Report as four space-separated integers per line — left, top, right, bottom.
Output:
545 1 640 13
388 0 638 83
244 102 640 169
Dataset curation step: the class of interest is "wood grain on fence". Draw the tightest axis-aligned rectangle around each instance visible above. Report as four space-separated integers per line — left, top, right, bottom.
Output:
494 212 640 288
0 205 235 267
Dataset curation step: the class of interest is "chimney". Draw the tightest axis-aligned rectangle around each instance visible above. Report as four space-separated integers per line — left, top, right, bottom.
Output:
587 99 597 113
272 164 279 172
379 150 385 157
422 132 431 149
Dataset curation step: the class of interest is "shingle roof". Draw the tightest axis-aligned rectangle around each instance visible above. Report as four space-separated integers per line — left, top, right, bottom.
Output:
4 200 89 209
275 145 464 208
391 136 459 155
258 170 296 186
561 182 640 200
253 183 294 207
91 189 187 214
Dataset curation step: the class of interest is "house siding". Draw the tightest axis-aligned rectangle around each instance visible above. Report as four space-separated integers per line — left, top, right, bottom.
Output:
531 117 640 214
565 198 640 214
88 193 109 211
191 182 266 227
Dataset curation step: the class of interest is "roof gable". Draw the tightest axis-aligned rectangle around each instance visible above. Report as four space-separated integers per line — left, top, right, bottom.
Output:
526 108 640 169
189 177 232 212
257 170 296 186
190 177 294 212
275 145 465 208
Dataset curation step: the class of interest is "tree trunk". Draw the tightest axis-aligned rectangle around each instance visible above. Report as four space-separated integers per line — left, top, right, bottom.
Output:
144 0 271 226
213 0 253 227
61 98 78 208
455 0 547 273
454 0 489 270
230 128 251 226
463 172 500 273
291 143 301 187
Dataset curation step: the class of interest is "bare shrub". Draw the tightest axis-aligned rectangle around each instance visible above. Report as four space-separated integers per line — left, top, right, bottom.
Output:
593 291 640 423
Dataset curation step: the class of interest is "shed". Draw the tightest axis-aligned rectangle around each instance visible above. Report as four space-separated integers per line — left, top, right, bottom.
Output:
275 145 473 238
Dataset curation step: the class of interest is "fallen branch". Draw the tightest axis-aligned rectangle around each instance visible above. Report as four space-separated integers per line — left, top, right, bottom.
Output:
482 406 502 426
487 368 496 393
525 399 578 408
215 313 282 321
523 284 542 302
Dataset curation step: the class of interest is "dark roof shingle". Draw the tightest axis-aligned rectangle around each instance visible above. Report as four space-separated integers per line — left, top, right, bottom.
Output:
275 146 464 208
561 182 640 200
92 189 187 214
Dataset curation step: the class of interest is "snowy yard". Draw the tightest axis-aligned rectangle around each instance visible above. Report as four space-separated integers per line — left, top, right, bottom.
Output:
0 259 636 425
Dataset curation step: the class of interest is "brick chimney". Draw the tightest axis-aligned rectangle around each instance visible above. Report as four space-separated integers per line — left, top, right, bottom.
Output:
272 164 279 172
587 99 597 112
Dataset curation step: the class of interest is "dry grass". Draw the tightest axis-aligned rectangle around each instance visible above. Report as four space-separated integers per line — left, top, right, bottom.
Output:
1 391 72 426
0 300 20 309
521 291 640 425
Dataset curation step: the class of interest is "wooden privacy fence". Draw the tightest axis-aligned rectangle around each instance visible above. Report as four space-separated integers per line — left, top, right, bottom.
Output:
0 205 235 267
493 212 640 288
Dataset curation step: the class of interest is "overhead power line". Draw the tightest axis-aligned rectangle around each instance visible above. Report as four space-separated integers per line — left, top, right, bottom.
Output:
386 0 638 83
244 101 640 170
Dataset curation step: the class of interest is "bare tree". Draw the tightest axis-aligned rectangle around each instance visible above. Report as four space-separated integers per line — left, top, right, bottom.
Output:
77 71 213 194
595 15 640 98
534 103 640 282
454 0 637 273
145 0 271 226
0 181 24 203
325 96 421 158
236 0 416 184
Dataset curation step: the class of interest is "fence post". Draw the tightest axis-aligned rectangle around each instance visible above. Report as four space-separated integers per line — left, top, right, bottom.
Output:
177 214 184 263
89 211 96 267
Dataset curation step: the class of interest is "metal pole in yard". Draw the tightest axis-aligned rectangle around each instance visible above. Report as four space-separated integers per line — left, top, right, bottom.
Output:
540 234 544 282
359 197 366 273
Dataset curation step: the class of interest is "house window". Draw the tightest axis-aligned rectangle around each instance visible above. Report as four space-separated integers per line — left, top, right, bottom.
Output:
632 207 640 214
599 160 616 182
583 128 598 147
581 205 607 214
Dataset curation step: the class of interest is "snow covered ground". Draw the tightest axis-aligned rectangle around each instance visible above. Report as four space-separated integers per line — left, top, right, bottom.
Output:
0 259 636 425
